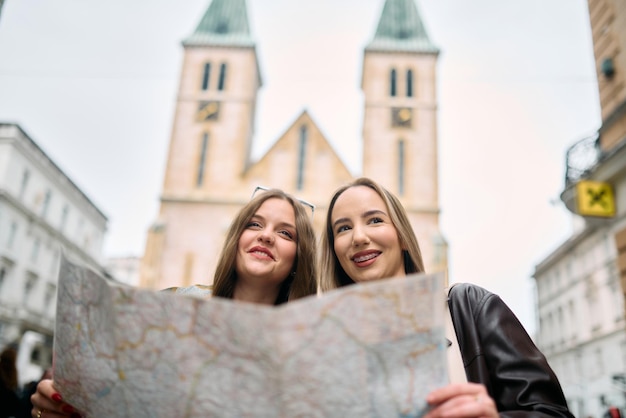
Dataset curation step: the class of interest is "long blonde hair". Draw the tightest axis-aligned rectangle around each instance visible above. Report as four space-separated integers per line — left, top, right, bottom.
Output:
320 177 424 291
212 189 317 303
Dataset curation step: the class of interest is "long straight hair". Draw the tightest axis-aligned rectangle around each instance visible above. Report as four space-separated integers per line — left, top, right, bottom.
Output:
320 177 424 291
212 189 318 304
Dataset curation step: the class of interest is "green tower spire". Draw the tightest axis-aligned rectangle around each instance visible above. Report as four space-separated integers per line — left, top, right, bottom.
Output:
366 0 439 53
183 0 254 47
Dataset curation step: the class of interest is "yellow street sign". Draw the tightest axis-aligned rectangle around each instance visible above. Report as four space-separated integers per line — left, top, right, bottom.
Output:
576 180 616 217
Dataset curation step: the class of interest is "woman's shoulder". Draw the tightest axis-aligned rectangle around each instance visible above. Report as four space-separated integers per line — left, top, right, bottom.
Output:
447 282 499 309
448 282 519 322
161 284 213 299
448 282 492 298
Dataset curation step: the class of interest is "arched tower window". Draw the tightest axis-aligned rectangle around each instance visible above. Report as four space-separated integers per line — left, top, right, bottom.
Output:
218 63 227 91
196 133 209 187
297 125 308 191
201 63 211 90
398 139 405 195
406 69 413 97
390 68 397 97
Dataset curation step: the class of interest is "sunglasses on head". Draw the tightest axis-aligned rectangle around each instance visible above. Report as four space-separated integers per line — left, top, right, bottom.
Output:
251 186 315 219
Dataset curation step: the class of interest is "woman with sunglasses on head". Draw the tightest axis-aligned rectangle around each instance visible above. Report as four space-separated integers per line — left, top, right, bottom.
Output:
166 187 317 304
31 187 318 418
320 177 574 418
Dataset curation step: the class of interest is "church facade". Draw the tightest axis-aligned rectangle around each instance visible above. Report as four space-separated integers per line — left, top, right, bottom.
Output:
140 0 447 290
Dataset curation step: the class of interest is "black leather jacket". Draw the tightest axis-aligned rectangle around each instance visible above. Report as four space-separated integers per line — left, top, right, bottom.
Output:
448 283 574 417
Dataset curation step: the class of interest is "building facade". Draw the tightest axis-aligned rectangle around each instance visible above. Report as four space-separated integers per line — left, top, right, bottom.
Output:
104 255 141 287
140 0 448 290
0 123 107 383
533 1 626 417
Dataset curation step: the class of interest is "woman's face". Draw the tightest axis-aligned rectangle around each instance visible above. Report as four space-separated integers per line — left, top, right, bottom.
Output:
236 197 298 287
331 186 405 283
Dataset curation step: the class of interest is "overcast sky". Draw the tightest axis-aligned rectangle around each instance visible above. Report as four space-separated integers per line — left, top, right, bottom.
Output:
0 0 600 333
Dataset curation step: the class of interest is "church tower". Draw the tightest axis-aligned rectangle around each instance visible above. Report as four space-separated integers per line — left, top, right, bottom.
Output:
140 0 263 290
164 0 260 197
361 0 447 272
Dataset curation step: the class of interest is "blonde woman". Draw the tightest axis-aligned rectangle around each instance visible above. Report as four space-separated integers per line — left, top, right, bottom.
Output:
320 177 574 418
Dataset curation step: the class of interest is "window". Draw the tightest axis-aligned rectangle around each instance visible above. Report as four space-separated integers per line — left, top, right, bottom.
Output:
594 347 604 377
196 133 209 187
44 283 56 310
406 69 413 97
19 169 30 200
568 300 577 341
201 63 211 90
566 258 573 278
586 280 600 330
41 189 51 218
296 126 308 191
31 238 40 263
60 205 69 232
538 315 545 346
23 272 38 303
398 139 405 196
6 222 17 249
546 312 554 348
390 69 397 97
218 63 227 91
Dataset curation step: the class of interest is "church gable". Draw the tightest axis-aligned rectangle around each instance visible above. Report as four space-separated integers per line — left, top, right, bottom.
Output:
244 110 353 197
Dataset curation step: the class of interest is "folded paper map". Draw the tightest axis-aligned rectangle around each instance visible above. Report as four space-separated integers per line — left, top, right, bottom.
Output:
53 254 448 417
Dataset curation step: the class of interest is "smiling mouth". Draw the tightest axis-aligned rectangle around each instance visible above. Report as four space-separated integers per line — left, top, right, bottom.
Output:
352 252 380 263
250 251 272 258
249 248 274 260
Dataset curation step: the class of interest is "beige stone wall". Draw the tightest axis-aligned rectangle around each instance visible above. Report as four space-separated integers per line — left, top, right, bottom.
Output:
361 53 439 207
245 111 354 231
151 202 240 289
587 0 626 150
